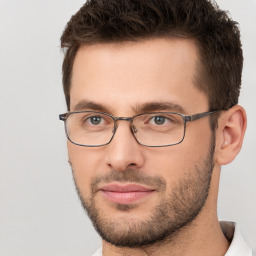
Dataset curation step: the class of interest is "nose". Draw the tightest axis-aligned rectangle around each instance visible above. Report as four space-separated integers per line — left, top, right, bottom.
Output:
105 121 145 172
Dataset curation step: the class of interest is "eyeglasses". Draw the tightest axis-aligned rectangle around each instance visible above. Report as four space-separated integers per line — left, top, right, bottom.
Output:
59 111 218 147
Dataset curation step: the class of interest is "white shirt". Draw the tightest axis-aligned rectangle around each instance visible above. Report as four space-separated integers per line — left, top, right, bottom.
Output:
221 222 252 256
90 222 253 256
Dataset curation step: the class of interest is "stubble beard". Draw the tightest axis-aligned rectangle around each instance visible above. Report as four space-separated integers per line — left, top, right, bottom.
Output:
71 137 215 248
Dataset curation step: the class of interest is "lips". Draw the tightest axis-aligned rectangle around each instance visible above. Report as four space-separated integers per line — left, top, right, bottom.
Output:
99 183 155 204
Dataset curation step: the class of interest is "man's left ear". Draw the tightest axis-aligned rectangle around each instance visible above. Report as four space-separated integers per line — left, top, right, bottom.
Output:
215 105 247 165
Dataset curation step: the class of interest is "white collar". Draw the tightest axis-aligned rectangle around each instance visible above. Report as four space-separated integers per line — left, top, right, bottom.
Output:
220 221 252 256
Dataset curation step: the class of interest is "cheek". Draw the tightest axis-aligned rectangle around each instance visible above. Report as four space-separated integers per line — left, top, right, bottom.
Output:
68 142 105 194
143 123 212 181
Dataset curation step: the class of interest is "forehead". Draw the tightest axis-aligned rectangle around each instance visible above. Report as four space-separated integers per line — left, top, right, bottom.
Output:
70 38 208 114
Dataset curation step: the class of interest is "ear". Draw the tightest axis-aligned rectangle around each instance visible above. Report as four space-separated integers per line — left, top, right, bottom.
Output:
215 105 247 165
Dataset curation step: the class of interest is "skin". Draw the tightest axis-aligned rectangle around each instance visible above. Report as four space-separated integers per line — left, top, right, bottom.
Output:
67 38 247 256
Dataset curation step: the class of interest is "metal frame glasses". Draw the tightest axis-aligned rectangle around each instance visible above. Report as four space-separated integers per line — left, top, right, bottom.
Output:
59 110 218 147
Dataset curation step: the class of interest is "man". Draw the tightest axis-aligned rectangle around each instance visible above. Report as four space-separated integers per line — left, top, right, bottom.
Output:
59 0 252 255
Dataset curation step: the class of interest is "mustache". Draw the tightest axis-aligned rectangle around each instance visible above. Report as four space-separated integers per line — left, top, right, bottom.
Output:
90 169 166 194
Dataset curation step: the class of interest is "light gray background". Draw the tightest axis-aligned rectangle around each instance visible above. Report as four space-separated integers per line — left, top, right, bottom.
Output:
0 0 255 255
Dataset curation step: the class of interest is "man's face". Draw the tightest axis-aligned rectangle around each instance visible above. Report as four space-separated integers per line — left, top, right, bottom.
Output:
68 39 215 247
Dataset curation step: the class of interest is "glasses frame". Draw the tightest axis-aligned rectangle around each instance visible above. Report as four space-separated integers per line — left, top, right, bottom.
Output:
59 110 219 147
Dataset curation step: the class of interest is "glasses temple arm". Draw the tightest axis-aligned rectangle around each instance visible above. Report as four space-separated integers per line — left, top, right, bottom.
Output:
185 111 219 122
59 114 67 121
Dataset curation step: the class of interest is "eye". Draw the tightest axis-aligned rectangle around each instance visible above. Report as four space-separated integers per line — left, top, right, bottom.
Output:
88 116 102 125
150 116 169 125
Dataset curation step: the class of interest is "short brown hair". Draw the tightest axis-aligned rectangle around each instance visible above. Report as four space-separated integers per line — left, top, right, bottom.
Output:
61 0 243 118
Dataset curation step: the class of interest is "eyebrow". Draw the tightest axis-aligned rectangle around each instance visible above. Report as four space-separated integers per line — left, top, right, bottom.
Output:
73 99 187 115
132 102 187 114
73 100 109 112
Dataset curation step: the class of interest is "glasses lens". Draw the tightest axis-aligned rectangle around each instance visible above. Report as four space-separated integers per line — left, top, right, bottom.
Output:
132 113 185 146
65 112 114 146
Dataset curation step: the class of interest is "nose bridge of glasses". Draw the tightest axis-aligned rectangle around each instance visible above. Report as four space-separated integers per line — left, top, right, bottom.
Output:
112 116 137 134
114 117 133 122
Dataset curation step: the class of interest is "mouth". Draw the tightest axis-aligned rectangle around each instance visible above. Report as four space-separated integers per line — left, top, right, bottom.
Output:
98 183 156 204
